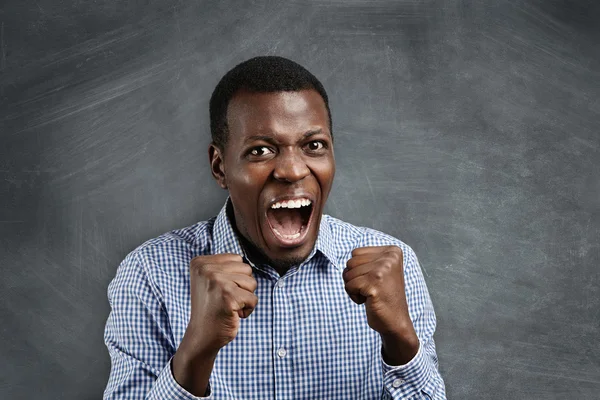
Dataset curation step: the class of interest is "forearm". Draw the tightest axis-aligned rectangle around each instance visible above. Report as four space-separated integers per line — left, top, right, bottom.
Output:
379 244 446 399
171 337 219 397
104 253 217 400
380 326 420 366
380 338 446 400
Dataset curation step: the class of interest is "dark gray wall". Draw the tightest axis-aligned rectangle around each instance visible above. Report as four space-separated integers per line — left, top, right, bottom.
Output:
1 1 599 399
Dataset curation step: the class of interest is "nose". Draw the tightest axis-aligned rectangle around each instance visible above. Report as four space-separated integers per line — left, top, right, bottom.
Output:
273 151 310 183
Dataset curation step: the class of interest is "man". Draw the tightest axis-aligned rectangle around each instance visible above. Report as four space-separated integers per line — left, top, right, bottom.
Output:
104 56 446 399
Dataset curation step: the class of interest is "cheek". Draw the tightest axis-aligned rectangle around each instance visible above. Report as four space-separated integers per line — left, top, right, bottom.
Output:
313 160 335 189
228 167 269 218
231 164 270 187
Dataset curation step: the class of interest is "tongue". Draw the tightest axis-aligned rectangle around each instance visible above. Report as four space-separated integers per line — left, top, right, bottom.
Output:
268 208 303 236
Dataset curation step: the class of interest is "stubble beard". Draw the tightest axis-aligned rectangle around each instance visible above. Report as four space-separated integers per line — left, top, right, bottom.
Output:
227 199 311 275
239 231 311 276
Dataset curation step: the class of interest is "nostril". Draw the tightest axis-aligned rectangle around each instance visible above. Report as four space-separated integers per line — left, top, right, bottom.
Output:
273 159 310 182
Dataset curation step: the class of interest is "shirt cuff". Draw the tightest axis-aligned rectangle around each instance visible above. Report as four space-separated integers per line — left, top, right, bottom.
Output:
381 341 434 398
150 356 213 399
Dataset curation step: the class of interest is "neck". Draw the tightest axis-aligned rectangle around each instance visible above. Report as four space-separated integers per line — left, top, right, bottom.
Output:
225 199 295 276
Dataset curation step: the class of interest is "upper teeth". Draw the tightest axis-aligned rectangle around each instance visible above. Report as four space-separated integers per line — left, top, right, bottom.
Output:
271 198 312 209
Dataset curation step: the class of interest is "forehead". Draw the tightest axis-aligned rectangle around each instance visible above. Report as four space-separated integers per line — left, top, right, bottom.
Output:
226 90 330 140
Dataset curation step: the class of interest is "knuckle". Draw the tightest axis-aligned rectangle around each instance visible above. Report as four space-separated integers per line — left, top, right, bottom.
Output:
383 249 401 264
345 280 357 292
366 286 378 297
190 257 206 272
371 268 384 281
344 260 352 272
227 299 239 311
249 294 259 308
222 280 237 293
390 246 403 260
384 258 394 270
249 279 258 292
342 268 349 280
206 273 224 291
223 293 239 310
343 281 352 292
204 269 218 281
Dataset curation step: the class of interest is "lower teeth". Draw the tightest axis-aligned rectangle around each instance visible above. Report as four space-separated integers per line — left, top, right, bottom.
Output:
273 229 301 240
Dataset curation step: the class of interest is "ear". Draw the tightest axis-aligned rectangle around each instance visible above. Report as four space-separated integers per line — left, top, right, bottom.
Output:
208 143 228 189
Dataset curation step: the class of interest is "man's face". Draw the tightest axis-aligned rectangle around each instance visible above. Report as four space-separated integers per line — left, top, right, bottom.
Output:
210 89 335 269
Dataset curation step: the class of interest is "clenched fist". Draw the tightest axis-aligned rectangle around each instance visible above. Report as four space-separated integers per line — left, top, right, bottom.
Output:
188 253 258 350
173 253 258 396
343 246 419 365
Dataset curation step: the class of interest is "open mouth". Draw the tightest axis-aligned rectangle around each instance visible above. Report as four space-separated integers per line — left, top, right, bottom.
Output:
266 198 314 246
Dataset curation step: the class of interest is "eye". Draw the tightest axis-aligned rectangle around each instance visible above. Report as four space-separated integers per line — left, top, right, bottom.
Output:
305 140 326 152
248 146 274 157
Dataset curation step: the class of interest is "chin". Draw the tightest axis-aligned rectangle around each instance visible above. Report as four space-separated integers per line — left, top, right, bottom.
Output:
269 254 308 272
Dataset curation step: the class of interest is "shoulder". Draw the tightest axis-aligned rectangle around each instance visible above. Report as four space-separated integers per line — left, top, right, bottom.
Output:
132 217 215 266
108 217 216 295
323 216 428 299
322 214 418 262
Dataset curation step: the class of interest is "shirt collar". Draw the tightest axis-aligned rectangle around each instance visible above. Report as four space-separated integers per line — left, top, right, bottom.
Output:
212 198 245 258
312 213 341 270
211 197 342 271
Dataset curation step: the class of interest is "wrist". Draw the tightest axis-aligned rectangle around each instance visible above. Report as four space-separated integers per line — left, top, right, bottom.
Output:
178 327 222 363
172 336 219 397
380 330 419 366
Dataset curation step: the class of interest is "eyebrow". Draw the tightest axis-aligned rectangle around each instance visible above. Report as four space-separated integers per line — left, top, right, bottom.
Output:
244 129 325 144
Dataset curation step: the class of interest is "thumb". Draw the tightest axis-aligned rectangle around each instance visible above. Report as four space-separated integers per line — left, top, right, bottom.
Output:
345 287 367 305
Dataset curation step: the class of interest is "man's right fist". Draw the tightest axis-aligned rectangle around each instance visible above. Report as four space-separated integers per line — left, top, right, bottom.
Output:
185 253 258 354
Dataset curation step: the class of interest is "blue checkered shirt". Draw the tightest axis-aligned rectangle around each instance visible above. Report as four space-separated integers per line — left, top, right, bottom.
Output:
104 200 446 399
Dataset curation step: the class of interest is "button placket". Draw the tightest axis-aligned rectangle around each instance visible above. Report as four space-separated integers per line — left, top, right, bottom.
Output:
272 277 292 398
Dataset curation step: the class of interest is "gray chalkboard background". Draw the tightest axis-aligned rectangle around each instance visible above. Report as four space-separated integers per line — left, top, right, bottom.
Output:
1 1 599 399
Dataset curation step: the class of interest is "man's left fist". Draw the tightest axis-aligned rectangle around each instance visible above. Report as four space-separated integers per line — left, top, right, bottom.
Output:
343 245 419 364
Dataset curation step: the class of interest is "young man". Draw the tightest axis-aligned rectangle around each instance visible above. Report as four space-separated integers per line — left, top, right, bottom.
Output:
104 56 446 399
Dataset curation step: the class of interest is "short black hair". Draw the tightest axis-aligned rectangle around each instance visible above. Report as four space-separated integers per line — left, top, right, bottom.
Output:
209 56 332 150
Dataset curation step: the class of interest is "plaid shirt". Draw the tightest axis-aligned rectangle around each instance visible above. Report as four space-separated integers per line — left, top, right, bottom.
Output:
104 200 446 399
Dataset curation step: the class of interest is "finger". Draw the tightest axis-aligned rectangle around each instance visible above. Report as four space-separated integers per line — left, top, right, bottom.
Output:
350 247 404 269
218 253 244 262
343 260 377 282
344 275 377 303
351 246 386 257
207 261 253 276
228 287 259 318
227 273 258 293
346 253 378 269
193 253 243 264
348 293 367 305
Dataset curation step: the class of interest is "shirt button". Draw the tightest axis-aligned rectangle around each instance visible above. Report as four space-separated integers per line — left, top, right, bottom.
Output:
277 347 287 358
275 279 285 288
392 379 405 388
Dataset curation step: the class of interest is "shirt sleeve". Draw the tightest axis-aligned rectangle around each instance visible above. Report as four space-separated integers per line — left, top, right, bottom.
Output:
380 245 447 400
103 252 212 399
